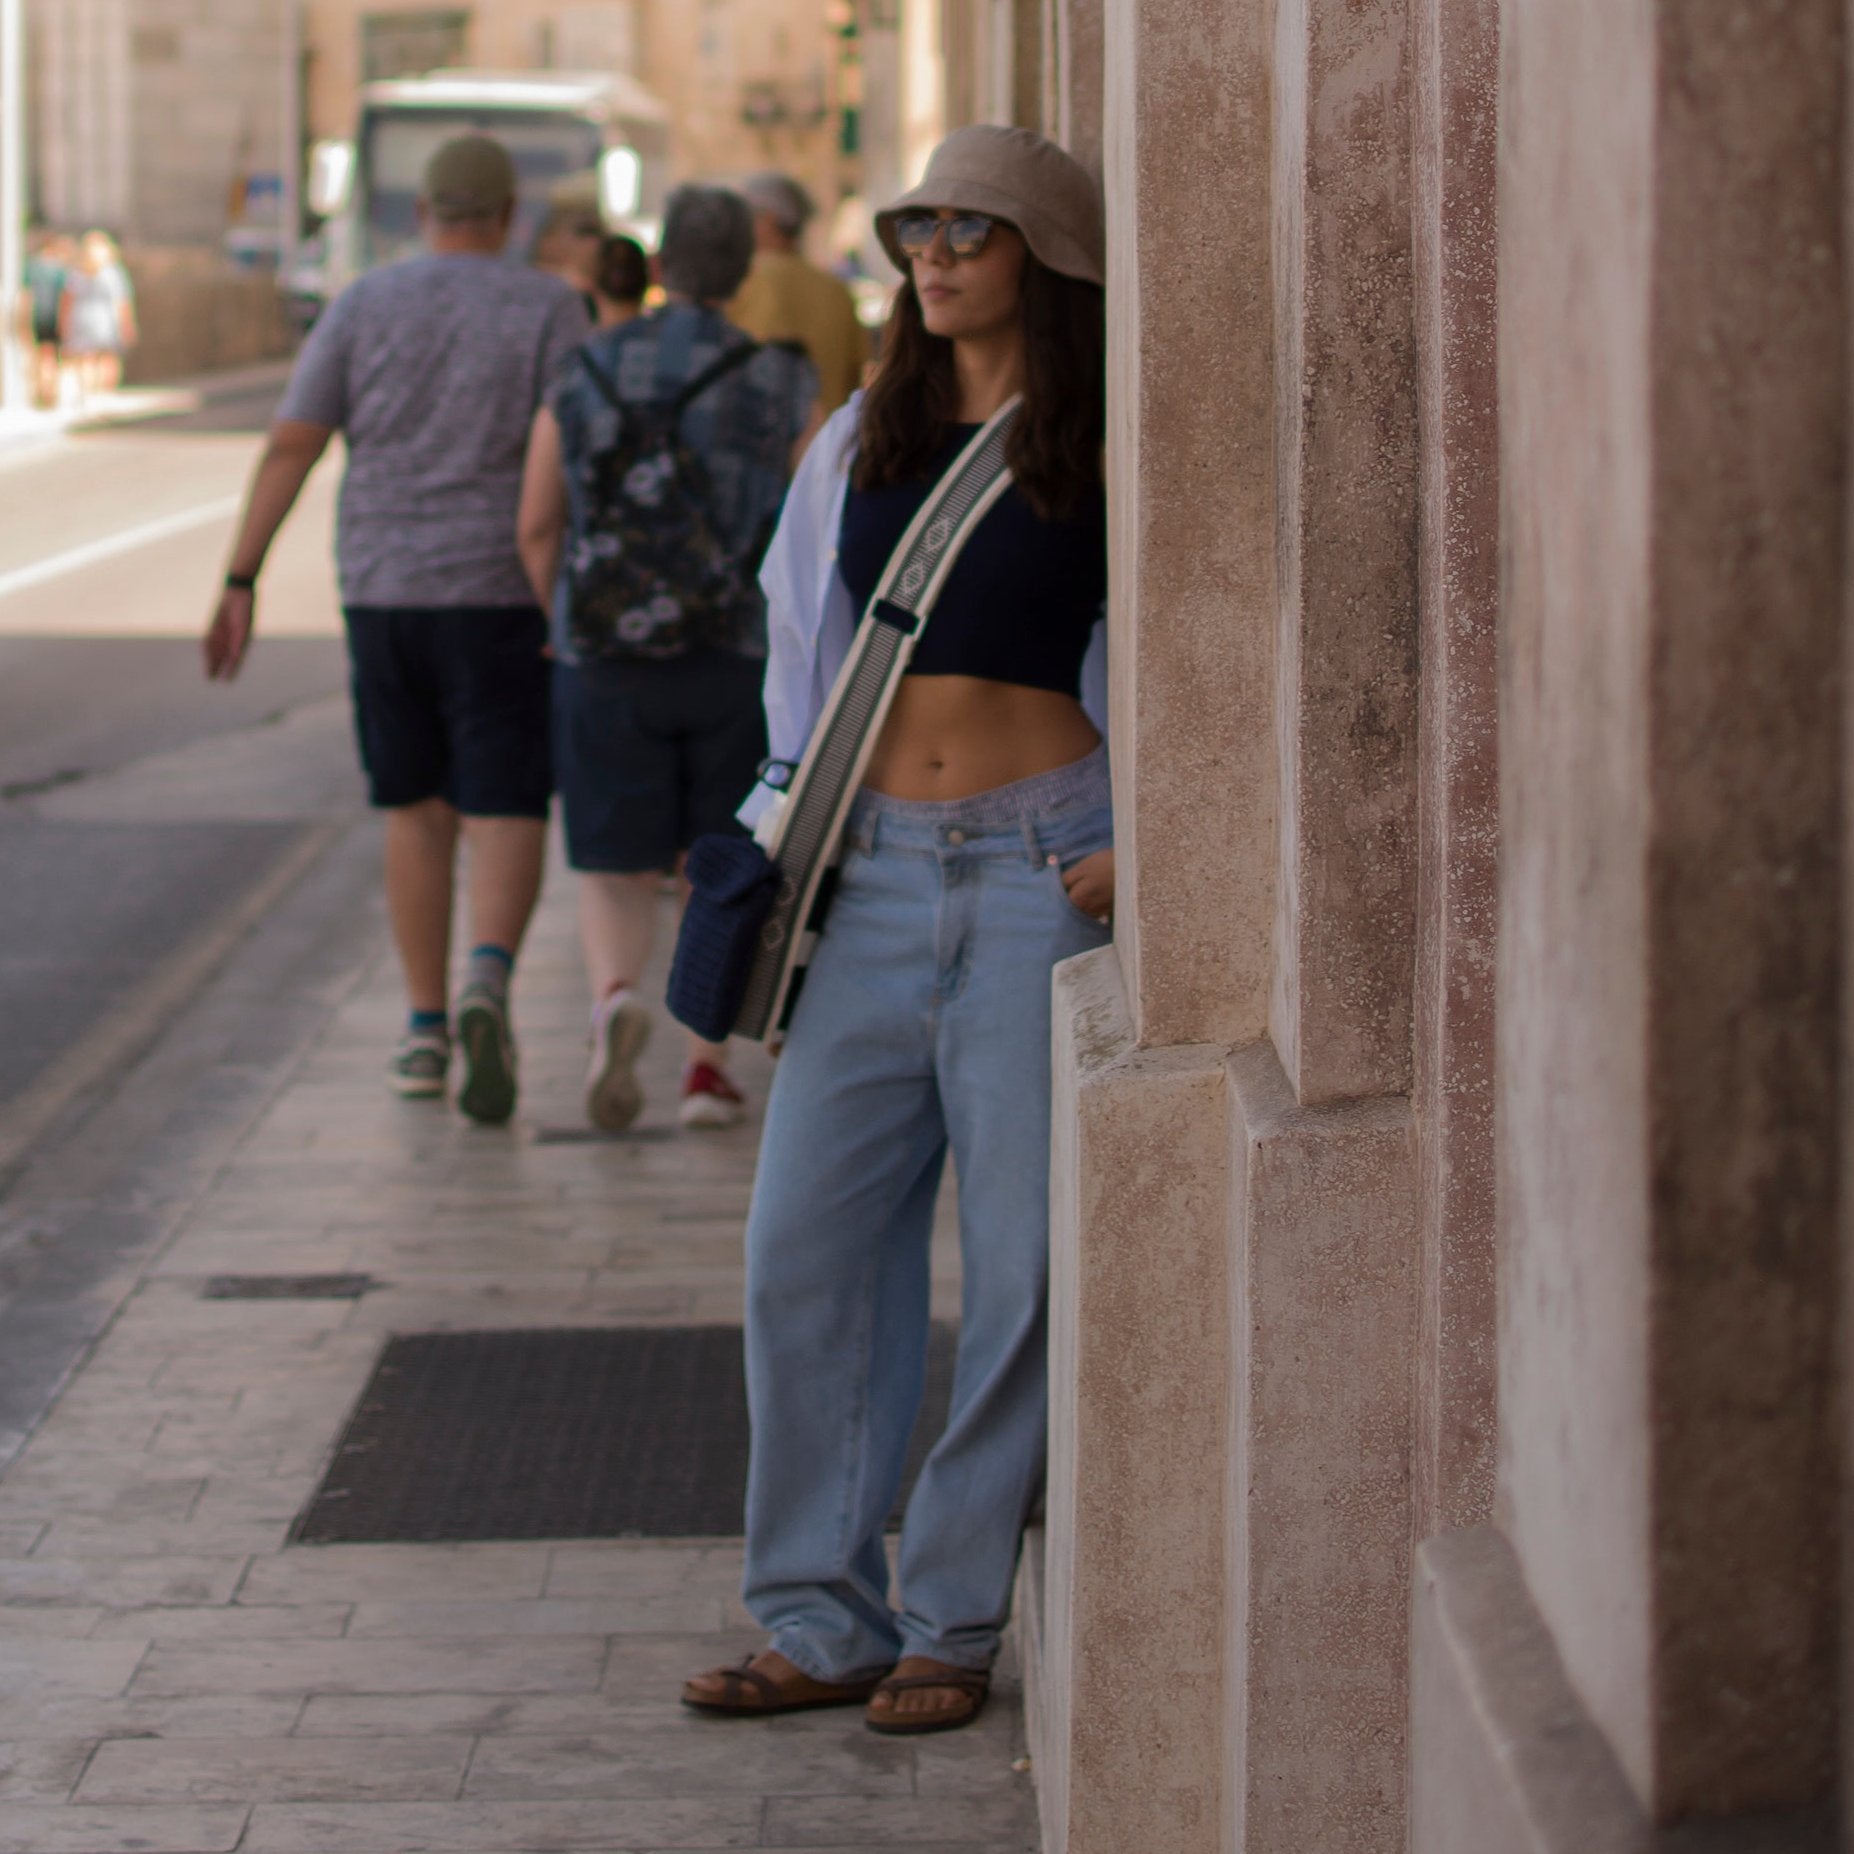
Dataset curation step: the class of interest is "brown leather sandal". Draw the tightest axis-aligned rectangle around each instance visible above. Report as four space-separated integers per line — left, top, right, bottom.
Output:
680 1652 887 1717
863 1662 991 1736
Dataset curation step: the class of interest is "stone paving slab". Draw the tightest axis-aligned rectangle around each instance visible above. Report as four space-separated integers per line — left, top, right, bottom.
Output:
0 851 1037 1850
0 1803 250 1852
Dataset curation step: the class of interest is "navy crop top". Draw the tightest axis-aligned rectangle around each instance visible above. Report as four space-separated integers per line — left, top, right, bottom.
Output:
836 425 1107 697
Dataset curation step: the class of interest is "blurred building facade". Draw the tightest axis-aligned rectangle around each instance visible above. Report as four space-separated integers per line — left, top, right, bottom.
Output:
21 1 861 257
301 0 848 249
907 1 1849 1851
23 0 293 246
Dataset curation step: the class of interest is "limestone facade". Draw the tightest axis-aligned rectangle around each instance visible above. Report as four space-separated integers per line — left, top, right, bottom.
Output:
25 0 293 246
908 0 1848 1848
302 0 847 248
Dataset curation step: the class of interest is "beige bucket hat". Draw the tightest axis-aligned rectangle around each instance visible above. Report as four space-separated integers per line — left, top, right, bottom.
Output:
875 124 1104 286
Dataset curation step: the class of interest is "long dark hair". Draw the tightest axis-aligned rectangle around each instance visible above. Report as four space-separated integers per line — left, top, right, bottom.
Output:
853 250 1105 521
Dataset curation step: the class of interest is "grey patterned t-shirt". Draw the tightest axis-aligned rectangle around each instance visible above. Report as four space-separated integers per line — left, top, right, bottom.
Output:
279 252 590 608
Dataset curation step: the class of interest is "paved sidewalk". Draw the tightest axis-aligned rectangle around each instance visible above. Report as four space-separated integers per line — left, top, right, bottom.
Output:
0 846 1036 1854
0 363 296 463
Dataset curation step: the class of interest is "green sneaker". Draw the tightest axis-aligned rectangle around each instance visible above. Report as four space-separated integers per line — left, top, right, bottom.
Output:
456 983 518 1125
388 1031 449 1099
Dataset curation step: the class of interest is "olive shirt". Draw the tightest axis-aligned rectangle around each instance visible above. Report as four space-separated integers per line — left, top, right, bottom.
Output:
728 250 867 415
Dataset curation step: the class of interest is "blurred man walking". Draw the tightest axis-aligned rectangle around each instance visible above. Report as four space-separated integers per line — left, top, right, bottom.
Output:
729 172 866 414
203 134 591 1123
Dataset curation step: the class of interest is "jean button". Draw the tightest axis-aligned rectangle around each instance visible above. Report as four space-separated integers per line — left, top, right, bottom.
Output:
946 828 966 846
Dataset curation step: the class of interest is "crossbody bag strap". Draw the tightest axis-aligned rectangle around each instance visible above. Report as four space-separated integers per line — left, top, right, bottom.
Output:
731 398 1021 1040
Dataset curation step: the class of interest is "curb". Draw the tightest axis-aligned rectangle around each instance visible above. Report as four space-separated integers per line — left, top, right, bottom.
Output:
0 358 296 462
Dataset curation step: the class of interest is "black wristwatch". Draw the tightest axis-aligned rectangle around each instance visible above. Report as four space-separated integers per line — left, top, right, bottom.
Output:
225 572 258 591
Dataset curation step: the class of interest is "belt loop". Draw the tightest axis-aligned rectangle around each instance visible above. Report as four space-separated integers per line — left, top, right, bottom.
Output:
1021 815 1043 867
863 809 882 857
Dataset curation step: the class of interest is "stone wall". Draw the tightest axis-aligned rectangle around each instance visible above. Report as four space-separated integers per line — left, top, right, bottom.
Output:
302 0 844 239
1414 0 1845 1840
121 249 294 386
30 0 291 247
969 0 1852 1845
1036 0 1436 1845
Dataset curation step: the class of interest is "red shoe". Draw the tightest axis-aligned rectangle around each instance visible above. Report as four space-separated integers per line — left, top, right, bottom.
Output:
679 1061 745 1129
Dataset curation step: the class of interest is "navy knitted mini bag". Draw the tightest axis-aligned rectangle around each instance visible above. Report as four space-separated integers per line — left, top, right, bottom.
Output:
666 834 784 1043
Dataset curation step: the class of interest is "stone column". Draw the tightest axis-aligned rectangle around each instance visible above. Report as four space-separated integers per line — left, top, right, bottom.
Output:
1269 0 1419 1110
1415 0 1844 1838
1039 0 1425 1848
1050 0 1100 173
1009 0 1042 128
1035 0 1275 1844
1409 0 1498 1543
1103 0 1276 1055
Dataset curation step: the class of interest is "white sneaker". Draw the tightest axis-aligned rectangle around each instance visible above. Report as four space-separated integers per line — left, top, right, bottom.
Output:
387 1030 449 1099
678 1061 746 1130
586 990 652 1132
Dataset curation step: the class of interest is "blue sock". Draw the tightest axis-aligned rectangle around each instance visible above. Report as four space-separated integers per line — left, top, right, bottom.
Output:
408 1008 448 1037
466 943 514 999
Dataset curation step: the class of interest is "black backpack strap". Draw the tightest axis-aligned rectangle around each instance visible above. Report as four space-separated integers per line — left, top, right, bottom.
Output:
577 345 624 411
671 338 762 419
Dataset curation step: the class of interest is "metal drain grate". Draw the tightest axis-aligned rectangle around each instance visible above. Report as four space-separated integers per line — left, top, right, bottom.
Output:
292 1324 958 1543
202 1274 382 1301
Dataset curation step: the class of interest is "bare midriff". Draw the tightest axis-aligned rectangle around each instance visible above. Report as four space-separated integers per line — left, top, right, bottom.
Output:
861 675 1102 802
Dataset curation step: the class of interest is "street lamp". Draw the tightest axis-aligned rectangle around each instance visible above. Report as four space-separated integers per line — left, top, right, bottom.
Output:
0 0 26 411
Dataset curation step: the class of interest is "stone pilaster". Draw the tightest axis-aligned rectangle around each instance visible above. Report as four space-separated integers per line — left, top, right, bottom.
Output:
1414 0 1845 1836
1102 0 1276 1056
1410 0 1498 1543
1268 0 1420 1109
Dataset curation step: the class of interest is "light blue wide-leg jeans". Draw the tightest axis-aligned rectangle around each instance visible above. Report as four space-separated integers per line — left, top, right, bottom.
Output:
741 747 1113 1681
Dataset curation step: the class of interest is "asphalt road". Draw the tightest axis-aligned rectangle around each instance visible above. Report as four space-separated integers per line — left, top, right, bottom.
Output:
0 381 355 1129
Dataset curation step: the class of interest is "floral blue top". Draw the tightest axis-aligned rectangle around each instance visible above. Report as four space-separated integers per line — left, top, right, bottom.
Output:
549 302 818 661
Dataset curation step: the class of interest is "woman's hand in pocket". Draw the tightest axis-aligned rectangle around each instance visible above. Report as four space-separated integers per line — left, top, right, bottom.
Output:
1062 849 1116 925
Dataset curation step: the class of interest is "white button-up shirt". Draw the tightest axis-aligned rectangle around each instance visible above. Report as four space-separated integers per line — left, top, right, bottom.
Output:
739 393 1110 830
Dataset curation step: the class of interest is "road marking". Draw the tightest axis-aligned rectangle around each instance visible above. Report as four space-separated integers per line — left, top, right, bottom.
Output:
0 821 343 1185
0 496 242 603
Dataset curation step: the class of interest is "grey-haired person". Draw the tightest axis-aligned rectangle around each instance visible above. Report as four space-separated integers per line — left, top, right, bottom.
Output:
680 125 1112 1736
516 184 819 1136
203 134 591 1123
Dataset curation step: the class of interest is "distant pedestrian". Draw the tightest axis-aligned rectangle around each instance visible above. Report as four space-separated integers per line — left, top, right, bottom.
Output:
729 172 867 414
22 232 74 409
533 204 604 317
59 231 136 400
591 233 648 329
681 125 1111 1735
517 184 819 1134
202 134 592 1122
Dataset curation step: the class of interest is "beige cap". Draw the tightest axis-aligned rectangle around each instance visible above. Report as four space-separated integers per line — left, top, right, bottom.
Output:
422 134 518 220
875 125 1103 286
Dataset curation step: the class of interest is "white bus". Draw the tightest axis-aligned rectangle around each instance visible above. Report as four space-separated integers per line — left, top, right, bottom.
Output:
293 68 671 322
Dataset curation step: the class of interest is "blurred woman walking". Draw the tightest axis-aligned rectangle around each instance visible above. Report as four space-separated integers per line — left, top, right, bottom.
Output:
60 231 137 401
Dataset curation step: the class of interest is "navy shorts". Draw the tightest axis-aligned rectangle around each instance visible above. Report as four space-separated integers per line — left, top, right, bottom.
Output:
553 647 767 873
344 606 552 817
